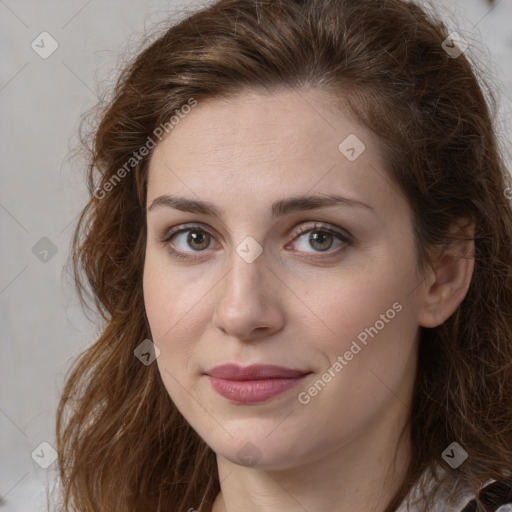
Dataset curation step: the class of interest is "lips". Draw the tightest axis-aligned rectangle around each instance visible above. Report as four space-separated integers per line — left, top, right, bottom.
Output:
205 364 311 404
206 364 309 380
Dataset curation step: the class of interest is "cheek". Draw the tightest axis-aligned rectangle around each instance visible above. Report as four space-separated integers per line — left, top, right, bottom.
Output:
307 256 416 350
298 248 420 412
143 260 197 411
142 252 213 394
143 249 206 340
143 258 171 340
293 270 418 451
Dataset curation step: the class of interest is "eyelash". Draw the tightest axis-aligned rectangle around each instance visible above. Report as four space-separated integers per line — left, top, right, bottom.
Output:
159 222 353 262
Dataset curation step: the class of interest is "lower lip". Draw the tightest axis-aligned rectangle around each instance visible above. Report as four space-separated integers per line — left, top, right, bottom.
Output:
208 375 309 404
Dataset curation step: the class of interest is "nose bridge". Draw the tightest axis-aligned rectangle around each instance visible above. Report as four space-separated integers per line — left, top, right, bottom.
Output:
223 240 267 303
212 239 283 339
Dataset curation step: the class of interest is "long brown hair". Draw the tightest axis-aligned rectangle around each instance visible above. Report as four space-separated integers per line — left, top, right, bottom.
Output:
55 1 512 511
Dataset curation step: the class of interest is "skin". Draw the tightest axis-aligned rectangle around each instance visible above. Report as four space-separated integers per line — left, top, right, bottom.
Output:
143 88 475 512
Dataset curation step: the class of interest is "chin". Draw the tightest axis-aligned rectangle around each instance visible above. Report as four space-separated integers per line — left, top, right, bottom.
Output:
204 428 308 471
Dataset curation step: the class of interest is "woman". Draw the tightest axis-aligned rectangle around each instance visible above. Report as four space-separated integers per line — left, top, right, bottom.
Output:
55 0 512 511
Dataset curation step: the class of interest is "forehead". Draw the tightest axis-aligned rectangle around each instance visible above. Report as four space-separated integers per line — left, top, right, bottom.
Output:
154 88 360 165
146 88 399 219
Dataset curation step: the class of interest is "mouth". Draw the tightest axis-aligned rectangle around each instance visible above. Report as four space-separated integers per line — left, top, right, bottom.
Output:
205 364 312 404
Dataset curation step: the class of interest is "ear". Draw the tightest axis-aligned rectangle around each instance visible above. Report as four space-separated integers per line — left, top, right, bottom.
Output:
417 218 475 328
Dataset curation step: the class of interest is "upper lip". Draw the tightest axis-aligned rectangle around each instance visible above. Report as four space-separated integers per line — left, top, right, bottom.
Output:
206 364 310 380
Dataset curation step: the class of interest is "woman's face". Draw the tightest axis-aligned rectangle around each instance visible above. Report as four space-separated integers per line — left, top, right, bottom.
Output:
143 88 428 470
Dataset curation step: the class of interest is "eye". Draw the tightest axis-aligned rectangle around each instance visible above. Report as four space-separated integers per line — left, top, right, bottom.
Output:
160 222 353 261
289 222 352 256
161 225 216 260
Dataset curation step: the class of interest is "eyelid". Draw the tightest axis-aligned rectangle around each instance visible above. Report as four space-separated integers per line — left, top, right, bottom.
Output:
160 222 217 244
292 222 352 242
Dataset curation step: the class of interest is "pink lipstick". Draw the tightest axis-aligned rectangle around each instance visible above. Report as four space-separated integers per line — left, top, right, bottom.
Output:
206 364 310 404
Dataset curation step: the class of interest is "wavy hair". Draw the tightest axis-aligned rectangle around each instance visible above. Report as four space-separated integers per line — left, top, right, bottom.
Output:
55 0 512 511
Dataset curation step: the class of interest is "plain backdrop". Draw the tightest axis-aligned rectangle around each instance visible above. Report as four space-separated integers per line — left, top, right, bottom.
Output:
1 0 511 510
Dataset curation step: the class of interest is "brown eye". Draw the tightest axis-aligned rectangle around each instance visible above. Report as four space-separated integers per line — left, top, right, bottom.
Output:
169 228 212 252
161 222 352 262
184 230 211 251
161 226 215 258
291 223 352 256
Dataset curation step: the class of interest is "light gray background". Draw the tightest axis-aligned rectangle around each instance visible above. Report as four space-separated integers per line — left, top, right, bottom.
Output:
1 1 511 510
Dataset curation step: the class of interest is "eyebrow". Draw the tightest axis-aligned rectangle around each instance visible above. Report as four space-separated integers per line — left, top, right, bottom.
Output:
147 193 375 218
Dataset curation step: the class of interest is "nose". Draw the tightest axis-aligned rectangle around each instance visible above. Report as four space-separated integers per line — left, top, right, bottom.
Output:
211 248 285 342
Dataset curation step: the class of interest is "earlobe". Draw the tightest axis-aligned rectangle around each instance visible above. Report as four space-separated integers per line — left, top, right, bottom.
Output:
417 219 475 328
